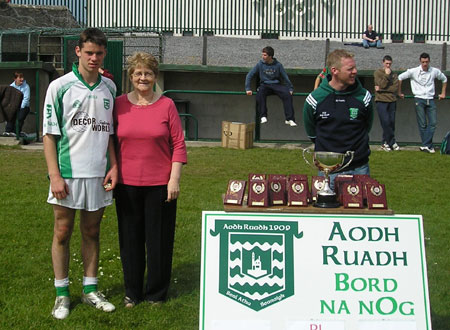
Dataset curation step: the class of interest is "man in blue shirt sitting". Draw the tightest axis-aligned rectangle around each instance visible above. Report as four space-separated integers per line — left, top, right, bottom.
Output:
245 46 297 126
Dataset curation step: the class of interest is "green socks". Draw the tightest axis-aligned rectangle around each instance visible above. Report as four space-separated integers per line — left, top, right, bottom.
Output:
83 284 98 294
55 277 98 295
55 285 70 297
82 276 98 294
55 277 70 297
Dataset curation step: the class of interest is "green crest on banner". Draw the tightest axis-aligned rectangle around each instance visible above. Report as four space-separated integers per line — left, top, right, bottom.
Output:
210 220 303 311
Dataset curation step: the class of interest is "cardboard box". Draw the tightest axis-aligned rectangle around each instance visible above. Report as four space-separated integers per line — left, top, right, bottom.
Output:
221 121 255 149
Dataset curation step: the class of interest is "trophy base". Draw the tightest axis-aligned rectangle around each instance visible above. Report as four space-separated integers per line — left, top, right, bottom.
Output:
314 194 340 208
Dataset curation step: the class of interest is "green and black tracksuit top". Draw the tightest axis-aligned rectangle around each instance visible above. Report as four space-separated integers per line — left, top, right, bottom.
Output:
303 77 373 170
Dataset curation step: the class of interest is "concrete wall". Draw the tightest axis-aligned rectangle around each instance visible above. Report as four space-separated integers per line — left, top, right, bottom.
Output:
2 62 448 146
163 37 450 72
162 69 450 145
161 36 450 145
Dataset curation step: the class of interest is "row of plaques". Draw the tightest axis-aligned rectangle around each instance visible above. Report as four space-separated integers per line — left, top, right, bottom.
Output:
224 173 387 209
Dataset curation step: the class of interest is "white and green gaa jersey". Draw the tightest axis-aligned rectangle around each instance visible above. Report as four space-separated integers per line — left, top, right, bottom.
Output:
43 63 116 178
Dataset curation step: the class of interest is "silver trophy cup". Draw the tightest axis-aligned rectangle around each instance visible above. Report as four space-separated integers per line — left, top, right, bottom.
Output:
303 148 354 208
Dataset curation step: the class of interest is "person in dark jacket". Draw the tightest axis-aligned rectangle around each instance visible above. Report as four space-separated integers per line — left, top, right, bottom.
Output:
6 72 31 137
245 46 297 126
303 49 373 188
0 85 23 136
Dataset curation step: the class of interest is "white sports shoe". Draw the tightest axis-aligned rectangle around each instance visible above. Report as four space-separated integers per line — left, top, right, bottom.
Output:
52 296 70 320
381 143 391 152
420 146 435 154
285 120 297 127
392 143 400 151
81 291 115 312
260 116 268 124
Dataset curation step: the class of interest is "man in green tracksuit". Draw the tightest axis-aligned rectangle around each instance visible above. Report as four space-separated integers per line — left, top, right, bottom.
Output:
303 49 373 187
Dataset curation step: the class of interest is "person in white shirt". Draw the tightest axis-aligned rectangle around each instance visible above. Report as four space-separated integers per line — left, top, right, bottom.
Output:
43 27 117 320
398 53 447 153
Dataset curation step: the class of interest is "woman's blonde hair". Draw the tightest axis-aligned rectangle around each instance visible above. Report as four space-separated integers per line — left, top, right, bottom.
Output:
126 52 159 78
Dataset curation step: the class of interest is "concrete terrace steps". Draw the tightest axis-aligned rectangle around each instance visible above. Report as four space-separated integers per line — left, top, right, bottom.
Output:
163 36 449 73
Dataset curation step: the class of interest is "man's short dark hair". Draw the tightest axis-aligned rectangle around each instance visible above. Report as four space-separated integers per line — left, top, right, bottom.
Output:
420 52 430 60
262 46 274 58
78 28 107 49
383 55 392 62
14 72 24 79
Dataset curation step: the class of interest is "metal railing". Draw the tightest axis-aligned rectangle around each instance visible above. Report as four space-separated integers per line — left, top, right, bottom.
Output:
162 89 446 142
162 89 311 142
10 0 450 42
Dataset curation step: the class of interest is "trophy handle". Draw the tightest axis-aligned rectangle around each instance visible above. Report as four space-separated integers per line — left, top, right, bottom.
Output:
302 148 314 169
339 151 355 171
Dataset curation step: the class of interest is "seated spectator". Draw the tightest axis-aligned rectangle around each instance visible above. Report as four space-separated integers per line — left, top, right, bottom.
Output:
245 46 297 127
362 25 383 49
0 85 23 137
4 72 30 137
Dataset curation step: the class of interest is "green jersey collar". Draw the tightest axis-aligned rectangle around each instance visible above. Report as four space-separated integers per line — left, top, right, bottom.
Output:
72 63 102 91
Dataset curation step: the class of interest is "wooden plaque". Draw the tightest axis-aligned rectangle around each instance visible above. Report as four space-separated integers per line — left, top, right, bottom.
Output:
334 175 354 203
288 174 308 182
269 175 287 206
248 179 269 207
223 180 247 205
248 173 266 181
354 175 379 204
342 182 364 208
287 180 309 207
366 183 388 209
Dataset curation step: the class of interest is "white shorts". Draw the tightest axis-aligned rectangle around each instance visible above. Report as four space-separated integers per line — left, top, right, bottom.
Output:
47 177 113 211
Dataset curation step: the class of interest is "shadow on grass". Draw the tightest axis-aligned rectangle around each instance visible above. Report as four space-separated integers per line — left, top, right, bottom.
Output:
169 262 201 300
431 310 450 329
63 294 83 310
92 261 200 303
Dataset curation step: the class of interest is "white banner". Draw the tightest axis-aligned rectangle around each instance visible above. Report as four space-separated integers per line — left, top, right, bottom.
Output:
200 212 431 330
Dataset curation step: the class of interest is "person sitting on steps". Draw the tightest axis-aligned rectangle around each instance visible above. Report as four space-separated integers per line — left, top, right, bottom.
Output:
245 46 297 127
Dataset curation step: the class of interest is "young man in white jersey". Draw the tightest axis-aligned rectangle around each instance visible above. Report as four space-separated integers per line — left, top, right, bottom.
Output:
43 28 118 320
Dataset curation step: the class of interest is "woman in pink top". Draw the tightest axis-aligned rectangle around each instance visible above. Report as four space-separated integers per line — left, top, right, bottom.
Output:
113 52 187 307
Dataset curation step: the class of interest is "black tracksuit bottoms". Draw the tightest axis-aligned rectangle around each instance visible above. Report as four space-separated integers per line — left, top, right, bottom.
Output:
115 183 177 303
256 83 295 120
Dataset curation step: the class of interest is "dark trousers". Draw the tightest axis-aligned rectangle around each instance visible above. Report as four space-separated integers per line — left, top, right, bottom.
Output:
375 101 396 146
5 106 30 133
115 183 177 303
256 83 295 121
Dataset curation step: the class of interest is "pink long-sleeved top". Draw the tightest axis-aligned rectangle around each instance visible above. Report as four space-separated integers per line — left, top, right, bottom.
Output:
114 94 187 186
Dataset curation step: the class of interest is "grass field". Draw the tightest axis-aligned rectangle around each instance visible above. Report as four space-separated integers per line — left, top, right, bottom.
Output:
0 145 449 329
